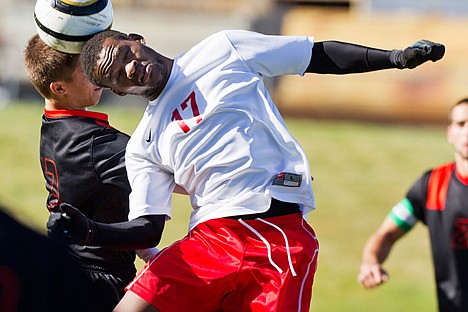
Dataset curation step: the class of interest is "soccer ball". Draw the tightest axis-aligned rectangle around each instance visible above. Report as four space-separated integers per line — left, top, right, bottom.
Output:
34 0 113 54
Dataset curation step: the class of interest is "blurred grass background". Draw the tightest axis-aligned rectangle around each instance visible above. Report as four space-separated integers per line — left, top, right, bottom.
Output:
0 101 452 311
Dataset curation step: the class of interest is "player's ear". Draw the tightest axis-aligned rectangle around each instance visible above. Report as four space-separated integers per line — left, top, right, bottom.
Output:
50 81 66 95
111 88 127 97
128 33 146 45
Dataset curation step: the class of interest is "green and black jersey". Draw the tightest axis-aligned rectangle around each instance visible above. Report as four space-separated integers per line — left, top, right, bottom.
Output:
389 162 468 312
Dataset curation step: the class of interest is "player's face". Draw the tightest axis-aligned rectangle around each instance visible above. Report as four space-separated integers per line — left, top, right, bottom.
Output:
94 37 168 101
62 64 103 108
447 103 468 160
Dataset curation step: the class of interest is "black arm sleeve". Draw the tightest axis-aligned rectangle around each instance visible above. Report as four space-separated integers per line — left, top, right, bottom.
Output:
89 215 165 250
306 41 399 74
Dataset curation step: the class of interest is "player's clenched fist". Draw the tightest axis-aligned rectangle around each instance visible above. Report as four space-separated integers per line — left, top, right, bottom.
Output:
391 40 445 69
357 263 389 289
46 203 95 245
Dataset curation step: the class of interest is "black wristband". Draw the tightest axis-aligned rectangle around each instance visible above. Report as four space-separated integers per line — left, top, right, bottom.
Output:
83 219 97 245
389 49 404 69
366 48 396 70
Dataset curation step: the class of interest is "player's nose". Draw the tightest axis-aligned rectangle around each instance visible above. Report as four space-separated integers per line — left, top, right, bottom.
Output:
125 60 137 80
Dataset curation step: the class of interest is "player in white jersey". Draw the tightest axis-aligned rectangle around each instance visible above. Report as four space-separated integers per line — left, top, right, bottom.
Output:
126 31 317 230
58 30 444 311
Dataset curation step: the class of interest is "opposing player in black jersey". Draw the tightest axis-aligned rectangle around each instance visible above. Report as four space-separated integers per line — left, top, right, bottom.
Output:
22 34 159 312
358 99 468 312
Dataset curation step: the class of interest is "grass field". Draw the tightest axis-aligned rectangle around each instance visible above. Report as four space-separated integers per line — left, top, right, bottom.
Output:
0 101 452 311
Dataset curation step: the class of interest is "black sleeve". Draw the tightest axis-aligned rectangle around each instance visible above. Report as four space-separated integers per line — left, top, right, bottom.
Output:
406 171 431 224
90 215 166 250
306 41 399 74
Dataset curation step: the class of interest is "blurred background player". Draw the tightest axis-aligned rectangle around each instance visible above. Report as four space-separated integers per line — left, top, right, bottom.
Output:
358 99 468 312
23 34 159 312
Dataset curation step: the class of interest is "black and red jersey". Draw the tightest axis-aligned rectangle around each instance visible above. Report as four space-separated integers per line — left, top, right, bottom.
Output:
40 108 136 273
406 162 468 312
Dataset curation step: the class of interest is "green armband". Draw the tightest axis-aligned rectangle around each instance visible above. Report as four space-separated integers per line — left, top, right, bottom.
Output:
388 198 418 232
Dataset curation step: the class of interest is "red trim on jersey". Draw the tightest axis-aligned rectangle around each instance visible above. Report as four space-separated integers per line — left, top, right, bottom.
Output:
44 158 60 211
426 162 455 211
44 108 109 123
455 169 468 186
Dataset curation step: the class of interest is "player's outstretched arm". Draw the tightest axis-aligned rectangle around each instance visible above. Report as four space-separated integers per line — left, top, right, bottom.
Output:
357 217 406 289
47 203 165 250
307 40 445 74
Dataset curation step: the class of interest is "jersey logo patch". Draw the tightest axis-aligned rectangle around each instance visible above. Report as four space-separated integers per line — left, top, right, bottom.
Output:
272 172 302 187
146 128 152 143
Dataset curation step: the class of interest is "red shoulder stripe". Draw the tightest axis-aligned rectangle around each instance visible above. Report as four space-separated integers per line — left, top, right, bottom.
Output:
426 162 455 211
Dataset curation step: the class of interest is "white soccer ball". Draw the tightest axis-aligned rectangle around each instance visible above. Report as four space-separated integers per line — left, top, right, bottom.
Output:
34 0 113 54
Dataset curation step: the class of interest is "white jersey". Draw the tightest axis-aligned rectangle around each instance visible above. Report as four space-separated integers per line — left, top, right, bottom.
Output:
126 30 316 230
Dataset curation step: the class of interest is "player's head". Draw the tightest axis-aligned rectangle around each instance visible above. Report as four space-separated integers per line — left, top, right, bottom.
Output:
23 34 102 108
447 98 468 161
81 30 169 101
24 34 78 98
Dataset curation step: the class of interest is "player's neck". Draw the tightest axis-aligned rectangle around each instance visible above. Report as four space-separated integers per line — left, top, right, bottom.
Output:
44 99 88 111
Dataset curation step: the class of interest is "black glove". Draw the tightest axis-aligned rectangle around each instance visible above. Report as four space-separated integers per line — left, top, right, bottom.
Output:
47 203 96 245
47 212 71 243
391 40 445 69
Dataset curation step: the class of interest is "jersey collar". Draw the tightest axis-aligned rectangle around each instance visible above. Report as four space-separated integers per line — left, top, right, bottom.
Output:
44 108 109 123
455 169 468 186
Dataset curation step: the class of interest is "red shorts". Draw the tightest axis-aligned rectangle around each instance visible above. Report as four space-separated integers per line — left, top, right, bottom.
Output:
126 213 319 312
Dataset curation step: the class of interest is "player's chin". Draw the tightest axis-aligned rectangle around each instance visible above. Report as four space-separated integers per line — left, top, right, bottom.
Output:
95 88 104 97
460 144 468 156
91 93 103 106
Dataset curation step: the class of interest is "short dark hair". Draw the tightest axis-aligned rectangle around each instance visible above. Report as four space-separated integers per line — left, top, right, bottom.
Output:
81 30 130 86
23 34 79 98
